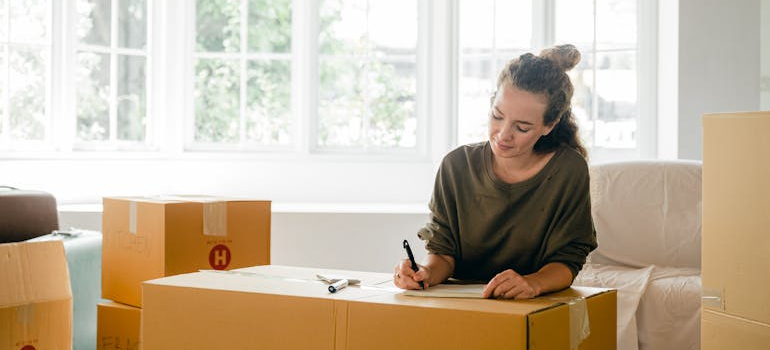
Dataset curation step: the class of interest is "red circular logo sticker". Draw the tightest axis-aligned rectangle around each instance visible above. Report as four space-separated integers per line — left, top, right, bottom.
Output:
21 346 36 350
208 244 231 270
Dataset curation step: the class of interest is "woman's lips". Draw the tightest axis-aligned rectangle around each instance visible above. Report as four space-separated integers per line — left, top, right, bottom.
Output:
495 141 513 151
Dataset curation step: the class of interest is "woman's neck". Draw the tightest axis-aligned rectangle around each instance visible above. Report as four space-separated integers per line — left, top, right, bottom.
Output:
491 151 555 184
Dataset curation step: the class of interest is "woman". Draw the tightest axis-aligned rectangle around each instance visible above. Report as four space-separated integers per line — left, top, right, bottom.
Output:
394 44 596 299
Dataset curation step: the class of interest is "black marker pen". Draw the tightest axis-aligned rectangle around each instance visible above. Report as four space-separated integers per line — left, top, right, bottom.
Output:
403 239 424 290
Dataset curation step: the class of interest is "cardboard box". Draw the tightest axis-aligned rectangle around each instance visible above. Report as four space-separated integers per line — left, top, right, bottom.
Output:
102 196 271 307
0 241 72 350
97 301 141 350
142 265 616 350
702 111 770 324
702 309 770 350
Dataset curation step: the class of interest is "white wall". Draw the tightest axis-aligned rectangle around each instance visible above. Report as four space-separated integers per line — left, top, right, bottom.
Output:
676 0 761 160
59 205 431 273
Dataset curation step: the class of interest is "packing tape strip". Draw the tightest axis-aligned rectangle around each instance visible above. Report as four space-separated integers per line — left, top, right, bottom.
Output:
129 201 137 235
702 287 724 310
203 201 227 237
542 296 590 349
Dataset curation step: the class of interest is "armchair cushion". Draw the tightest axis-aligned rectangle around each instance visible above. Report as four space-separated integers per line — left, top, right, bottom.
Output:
0 187 59 243
588 160 702 269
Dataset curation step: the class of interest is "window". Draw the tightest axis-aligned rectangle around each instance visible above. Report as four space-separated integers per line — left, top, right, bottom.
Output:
457 0 650 159
556 0 639 152
188 0 420 153
315 0 418 152
74 0 150 150
191 0 292 149
2 1 657 205
0 0 51 150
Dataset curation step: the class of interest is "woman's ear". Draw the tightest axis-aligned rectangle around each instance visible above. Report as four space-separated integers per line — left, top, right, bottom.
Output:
542 119 559 136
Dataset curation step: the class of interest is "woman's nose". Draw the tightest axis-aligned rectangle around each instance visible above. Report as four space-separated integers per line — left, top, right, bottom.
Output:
499 123 514 140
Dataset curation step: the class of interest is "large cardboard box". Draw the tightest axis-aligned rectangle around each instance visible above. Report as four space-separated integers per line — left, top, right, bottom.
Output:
0 241 72 350
102 196 271 307
142 265 616 350
702 111 770 324
97 302 141 350
702 309 770 350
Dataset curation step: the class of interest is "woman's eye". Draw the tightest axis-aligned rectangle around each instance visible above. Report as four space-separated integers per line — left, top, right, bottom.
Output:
516 126 530 133
491 114 503 120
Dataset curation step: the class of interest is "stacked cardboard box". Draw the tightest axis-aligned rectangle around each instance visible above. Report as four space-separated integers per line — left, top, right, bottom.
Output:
702 112 770 349
141 265 617 350
97 196 271 350
0 241 72 350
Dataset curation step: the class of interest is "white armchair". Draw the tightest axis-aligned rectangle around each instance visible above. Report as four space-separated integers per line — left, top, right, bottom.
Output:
574 160 702 350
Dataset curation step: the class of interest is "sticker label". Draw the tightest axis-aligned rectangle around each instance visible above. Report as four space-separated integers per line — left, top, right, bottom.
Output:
209 244 231 270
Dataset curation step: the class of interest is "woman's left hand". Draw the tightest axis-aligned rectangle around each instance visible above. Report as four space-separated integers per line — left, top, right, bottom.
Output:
482 269 542 299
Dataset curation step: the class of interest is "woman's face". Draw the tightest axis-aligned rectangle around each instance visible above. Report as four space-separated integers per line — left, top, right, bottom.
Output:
488 85 553 159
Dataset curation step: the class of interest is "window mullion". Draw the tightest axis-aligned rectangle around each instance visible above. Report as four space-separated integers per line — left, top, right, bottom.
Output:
1 2 8 147
295 0 317 154
50 0 61 150
492 0 498 69
591 0 598 148
532 0 554 50
58 0 76 151
361 1 371 150
145 0 155 150
638 0 658 157
240 0 248 149
109 0 119 142
1 42 8 147
183 0 196 151
417 0 433 157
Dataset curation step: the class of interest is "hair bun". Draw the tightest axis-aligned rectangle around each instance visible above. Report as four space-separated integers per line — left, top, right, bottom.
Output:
539 44 581 71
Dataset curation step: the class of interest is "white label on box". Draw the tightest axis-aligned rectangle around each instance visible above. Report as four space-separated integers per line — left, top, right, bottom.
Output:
203 201 227 237
129 201 137 235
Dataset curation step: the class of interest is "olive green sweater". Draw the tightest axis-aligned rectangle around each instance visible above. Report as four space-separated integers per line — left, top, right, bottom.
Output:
420 142 597 281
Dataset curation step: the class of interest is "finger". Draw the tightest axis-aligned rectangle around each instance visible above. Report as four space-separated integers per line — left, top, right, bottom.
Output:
482 276 502 298
502 280 537 299
401 274 422 290
492 279 516 298
398 259 417 276
501 284 525 299
483 270 513 298
413 268 428 282
395 272 418 289
393 263 411 289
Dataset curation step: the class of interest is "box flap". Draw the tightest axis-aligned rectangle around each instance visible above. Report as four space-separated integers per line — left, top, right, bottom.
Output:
0 241 72 307
358 284 610 316
143 265 394 301
702 309 770 349
105 195 271 204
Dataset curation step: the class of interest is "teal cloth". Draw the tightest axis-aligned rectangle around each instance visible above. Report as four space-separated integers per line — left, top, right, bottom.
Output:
29 230 103 350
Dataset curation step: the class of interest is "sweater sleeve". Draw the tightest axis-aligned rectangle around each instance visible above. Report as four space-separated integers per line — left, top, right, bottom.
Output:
542 160 597 279
421 157 459 258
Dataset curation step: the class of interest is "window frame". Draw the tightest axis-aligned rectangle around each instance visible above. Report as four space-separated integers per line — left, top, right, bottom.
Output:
181 0 430 159
61 0 156 152
0 0 54 151
0 0 659 207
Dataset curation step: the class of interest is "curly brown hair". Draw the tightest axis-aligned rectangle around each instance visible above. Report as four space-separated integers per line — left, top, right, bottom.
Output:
493 44 587 159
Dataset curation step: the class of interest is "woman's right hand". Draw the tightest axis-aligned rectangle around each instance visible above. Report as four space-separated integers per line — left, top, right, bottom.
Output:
393 259 429 290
